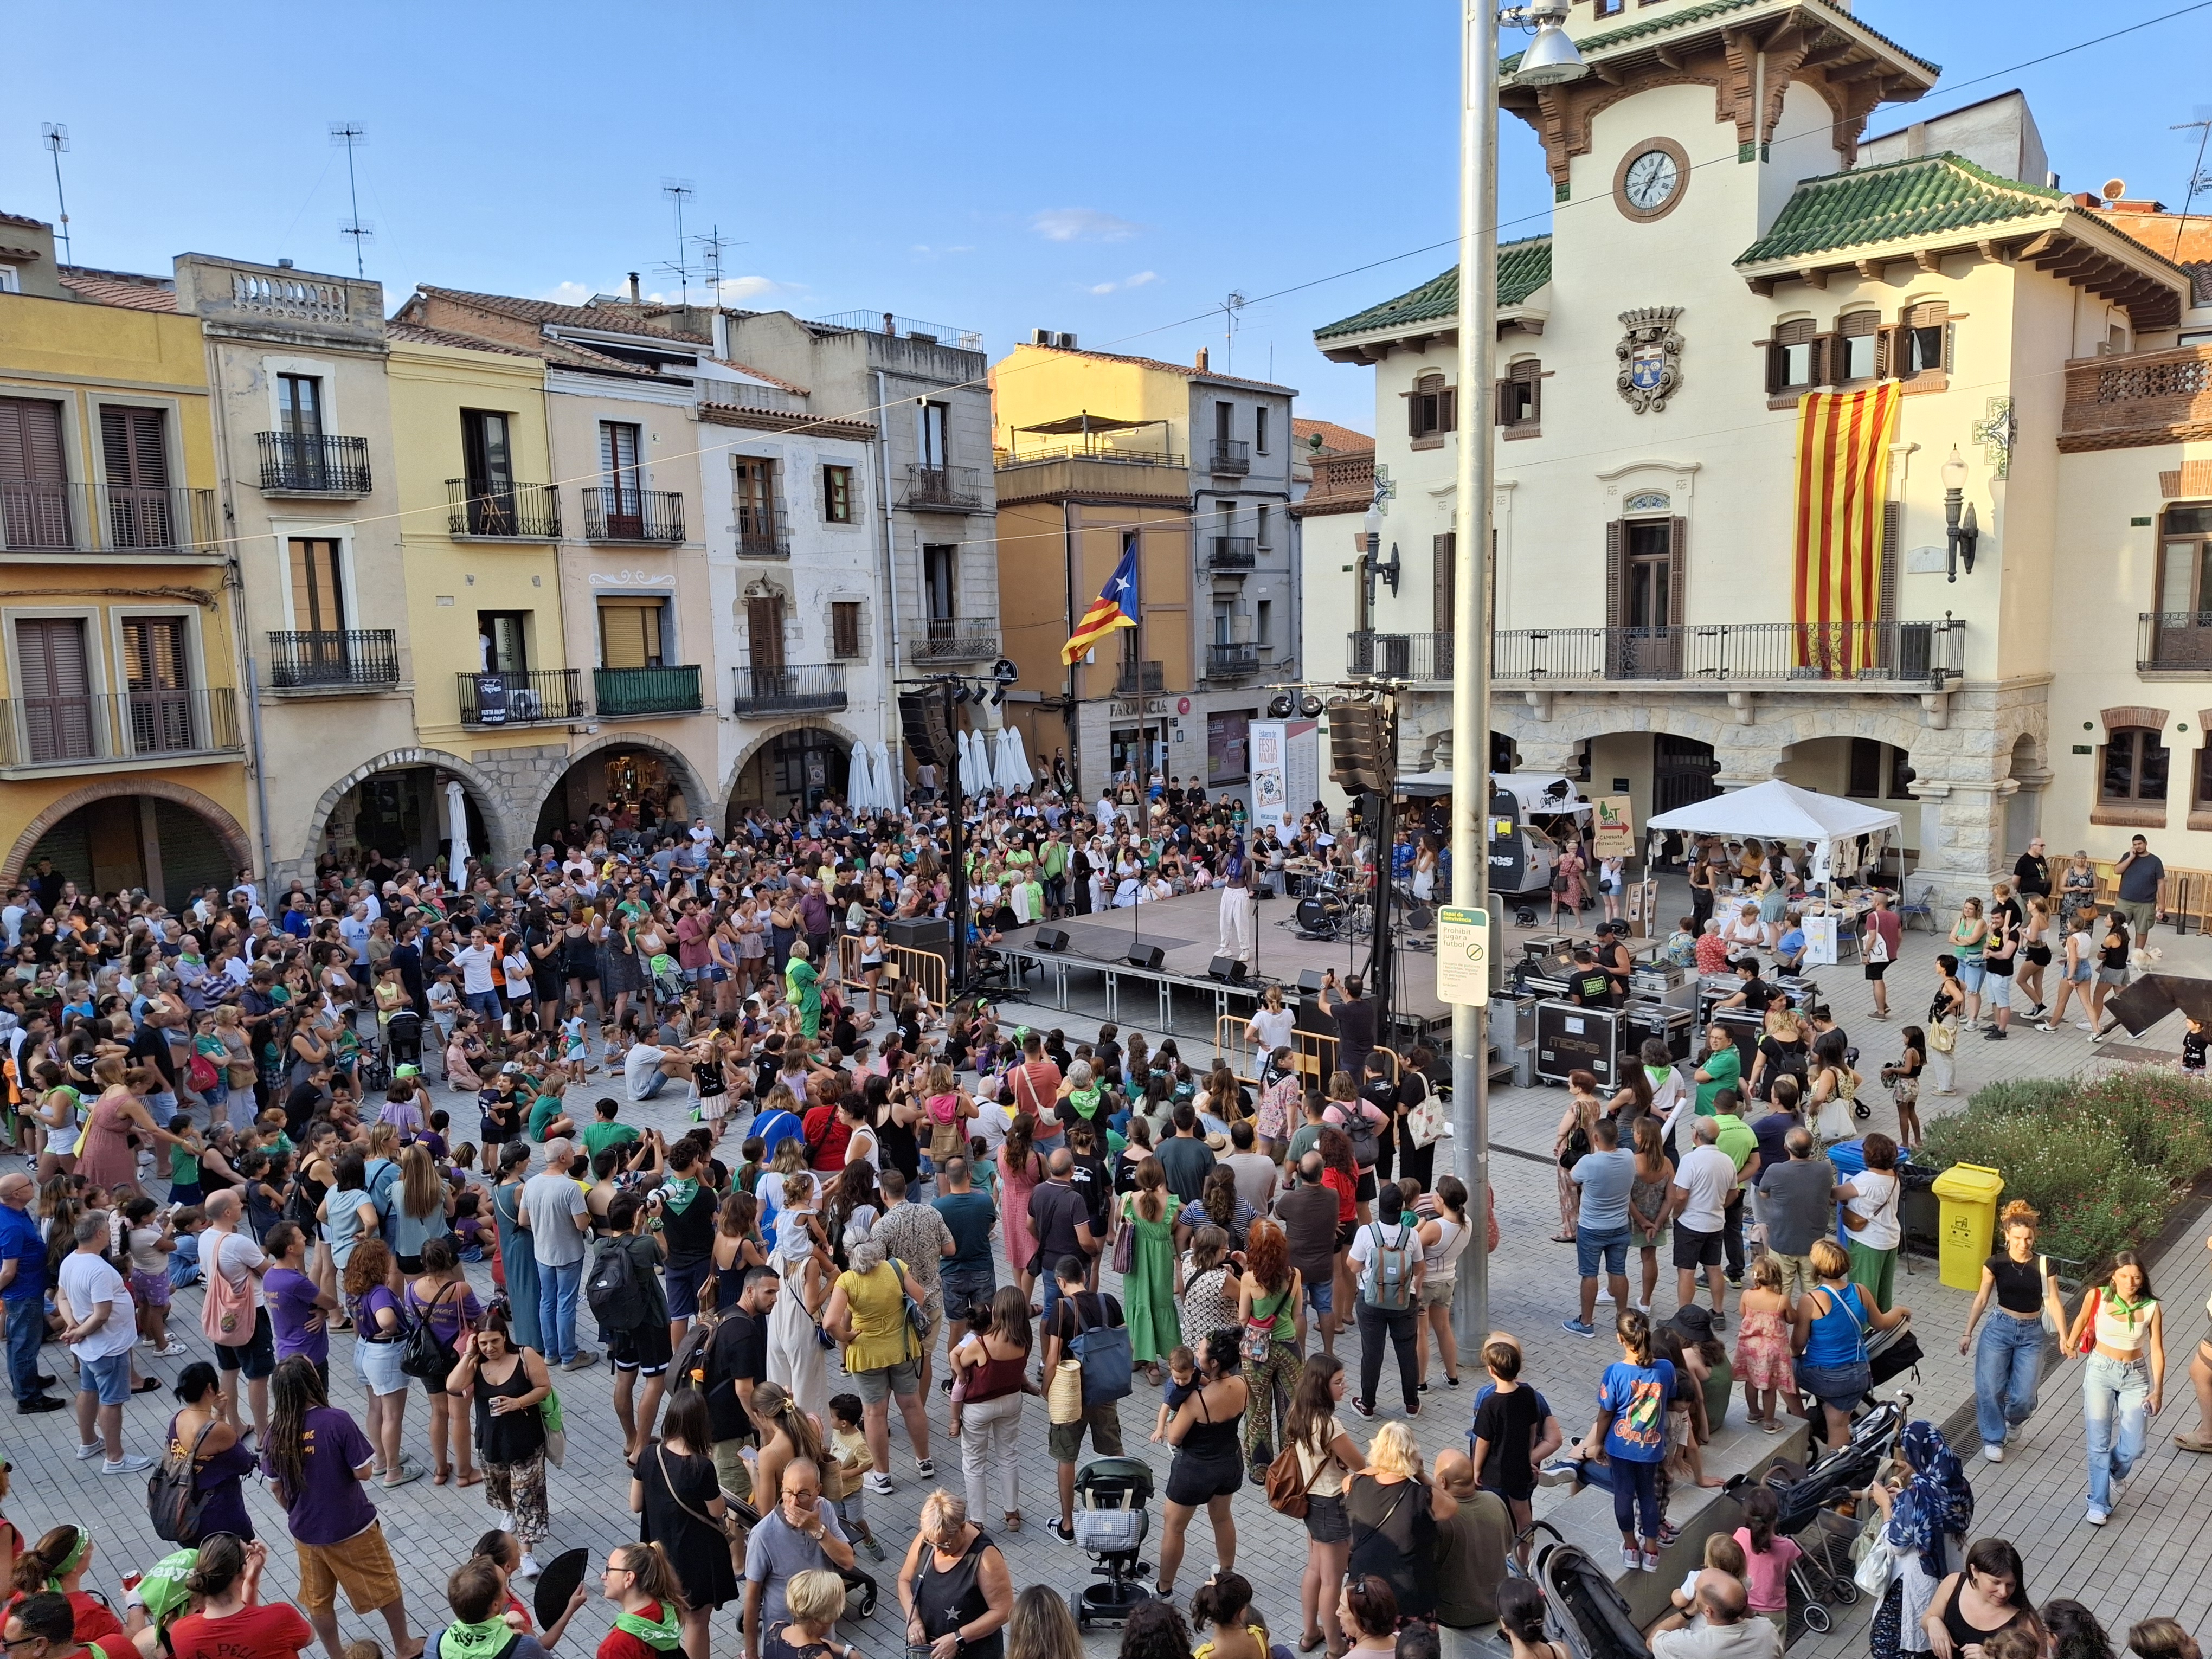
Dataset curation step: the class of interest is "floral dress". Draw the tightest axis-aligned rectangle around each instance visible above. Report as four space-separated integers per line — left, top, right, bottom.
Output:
1733 1300 1795 1393
998 1147 1043 1278
1117 1194 1181 1364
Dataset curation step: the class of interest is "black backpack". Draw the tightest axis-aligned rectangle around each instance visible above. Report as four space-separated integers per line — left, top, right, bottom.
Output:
400 1281 464 1385
586 1236 648 1332
147 1419 216 1543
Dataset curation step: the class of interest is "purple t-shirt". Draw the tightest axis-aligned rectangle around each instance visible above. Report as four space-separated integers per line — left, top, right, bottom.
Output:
264 1404 376 1545
265 1266 327 1364
405 1277 483 1343
353 1283 403 1342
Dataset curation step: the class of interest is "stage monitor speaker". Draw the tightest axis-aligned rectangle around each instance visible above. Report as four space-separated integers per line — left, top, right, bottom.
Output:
1127 944 1166 970
1207 956 1249 985
1034 927 1070 952
1296 969 1326 994
885 917 953 977
897 692 955 770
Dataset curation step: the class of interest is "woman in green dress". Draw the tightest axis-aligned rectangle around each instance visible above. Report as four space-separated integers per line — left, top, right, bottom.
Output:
786 939 822 1040
1119 1155 1182 1382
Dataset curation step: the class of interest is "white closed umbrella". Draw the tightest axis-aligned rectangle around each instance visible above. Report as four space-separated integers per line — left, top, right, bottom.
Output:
876 742 902 811
1000 728 1034 789
955 729 978 796
969 728 997 794
445 780 471 876
848 743 877 813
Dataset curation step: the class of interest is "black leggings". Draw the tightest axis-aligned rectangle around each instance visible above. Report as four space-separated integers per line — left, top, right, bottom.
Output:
1356 1298 1419 1411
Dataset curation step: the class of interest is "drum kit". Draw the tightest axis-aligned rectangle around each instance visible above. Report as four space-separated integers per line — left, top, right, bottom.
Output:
1291 872 1436 945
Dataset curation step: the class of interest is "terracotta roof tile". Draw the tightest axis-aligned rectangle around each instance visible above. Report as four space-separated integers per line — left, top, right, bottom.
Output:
385 321 541 358
411 285 713 345
56 268 178 312
0 210 49 232
1021 342 1294 395
1291 418 1372 454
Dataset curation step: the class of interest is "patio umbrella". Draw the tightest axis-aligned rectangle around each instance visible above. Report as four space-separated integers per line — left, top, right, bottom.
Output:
969 728 997 795
996 727 1032 790
847 742 877 813
445 780 471 876
876 741 902 810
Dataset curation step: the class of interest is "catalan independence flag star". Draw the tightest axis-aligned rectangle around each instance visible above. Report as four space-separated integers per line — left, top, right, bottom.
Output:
1062 544 1140 665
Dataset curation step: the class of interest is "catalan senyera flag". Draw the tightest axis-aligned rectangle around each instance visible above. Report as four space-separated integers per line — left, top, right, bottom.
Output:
1791 381 1900 676
1062 544 1140 665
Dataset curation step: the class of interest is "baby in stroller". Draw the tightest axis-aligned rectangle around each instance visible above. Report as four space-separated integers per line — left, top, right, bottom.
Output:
1068 1457 1155 1630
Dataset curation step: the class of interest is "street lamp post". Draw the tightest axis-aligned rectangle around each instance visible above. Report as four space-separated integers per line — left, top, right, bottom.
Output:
1450 0 1583 1352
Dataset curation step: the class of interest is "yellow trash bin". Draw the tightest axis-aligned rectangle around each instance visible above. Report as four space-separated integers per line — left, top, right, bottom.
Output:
1930 1162 2005 1292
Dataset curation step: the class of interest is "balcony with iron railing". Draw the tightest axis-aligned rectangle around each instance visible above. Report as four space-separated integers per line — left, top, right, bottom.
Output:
266 629 401 690
1207 642 1261 678
735 504 790 558
1481 619 1965 687
1208 536 1256 571
2137 613 2212 672
911 620 1000 663
731 664 848 717
899 464 986 512
1208 439 1251 475
1 483 218 555
256 432 372 496
0 687 242 771
1348 632 1455 681
1116 660 1166 695
446 481 562 539
594 665 703 718
583 487 685 543
456 669 584 727
2060 342 2212 452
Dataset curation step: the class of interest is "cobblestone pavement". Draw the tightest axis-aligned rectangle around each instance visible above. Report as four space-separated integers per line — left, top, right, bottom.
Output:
7 884 2205 1657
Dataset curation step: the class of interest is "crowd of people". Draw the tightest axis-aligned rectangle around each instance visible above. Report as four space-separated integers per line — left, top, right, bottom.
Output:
0 779 2201 1659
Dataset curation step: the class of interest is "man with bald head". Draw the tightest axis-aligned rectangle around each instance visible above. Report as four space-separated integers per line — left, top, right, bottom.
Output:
1026 1147 1097 1320
1431 1448 1515 1626
1651 1567 1779 1659
742 1458 854 1659
0 1172 60 1411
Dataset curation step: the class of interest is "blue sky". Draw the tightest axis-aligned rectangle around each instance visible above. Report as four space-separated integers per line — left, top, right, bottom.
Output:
4 0 2205 433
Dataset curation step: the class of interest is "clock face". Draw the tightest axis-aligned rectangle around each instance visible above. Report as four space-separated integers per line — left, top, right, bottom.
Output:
1624 149 1681 211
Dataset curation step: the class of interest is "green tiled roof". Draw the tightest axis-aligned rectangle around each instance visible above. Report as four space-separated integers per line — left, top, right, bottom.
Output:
1502 0 1936 79
1314 237 1553 341
1735 152 2064 266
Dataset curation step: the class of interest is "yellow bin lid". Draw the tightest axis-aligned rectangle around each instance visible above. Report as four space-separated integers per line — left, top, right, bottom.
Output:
1930 1162 2005 1203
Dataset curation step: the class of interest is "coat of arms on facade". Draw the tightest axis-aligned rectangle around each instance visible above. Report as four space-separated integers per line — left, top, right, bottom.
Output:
1615 307 1684 414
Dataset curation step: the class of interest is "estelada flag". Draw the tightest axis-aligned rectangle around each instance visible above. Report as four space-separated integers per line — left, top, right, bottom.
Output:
1062 543 1139 665
1791 381 1899 675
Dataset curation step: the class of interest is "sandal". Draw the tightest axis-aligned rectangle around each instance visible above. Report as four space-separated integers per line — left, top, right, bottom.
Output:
456 1470 485 1487
1549 1233 1576 1244
1003 1511 1021 1533
2175 1431 2212 1452
132 1378 162 1394
1300 1633 1328 1654
434 1465 453 1486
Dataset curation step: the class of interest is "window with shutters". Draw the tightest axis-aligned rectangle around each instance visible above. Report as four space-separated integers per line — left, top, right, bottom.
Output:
923 544 957 623
822 464 853 524
122 616 195 755
13 617 97 763
1254 503 1272 550
276 375 324 438
1605 517 1685 678
1898 301 1949 384
1499 358 1541 433
1433 532 1455 636
1835 311 1882 383
1766 319 1823 400
1407 372 1455 447
600 597 667 670
99 406 173 549
831 601 863 660
0 396 74 551
286 537 348 634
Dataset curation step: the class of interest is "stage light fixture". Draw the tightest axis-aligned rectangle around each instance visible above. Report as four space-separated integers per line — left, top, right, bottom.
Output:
1268 693 1294 719
1298 693 1326 718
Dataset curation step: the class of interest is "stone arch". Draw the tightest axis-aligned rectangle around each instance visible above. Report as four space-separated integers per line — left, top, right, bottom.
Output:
722 718 867 803
527 731 712 830
302 748 524 874
3 779 253 889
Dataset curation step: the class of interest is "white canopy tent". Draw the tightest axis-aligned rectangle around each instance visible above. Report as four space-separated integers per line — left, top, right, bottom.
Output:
1647 778 1900 888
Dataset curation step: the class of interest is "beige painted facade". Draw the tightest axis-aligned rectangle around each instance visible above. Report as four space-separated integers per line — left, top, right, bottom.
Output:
1309 5 2204 907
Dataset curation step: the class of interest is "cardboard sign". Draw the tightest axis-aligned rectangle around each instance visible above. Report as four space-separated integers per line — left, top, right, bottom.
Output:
1593 795 1635 858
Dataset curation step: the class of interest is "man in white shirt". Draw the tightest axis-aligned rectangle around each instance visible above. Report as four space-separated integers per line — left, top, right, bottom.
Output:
452 928 503 1024
57 1214 152 1472
1651 1573 1780 1659
1669 1118 1739 1324
624 1041 694 1102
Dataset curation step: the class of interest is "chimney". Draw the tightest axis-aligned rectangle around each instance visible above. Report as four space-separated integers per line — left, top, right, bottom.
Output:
1195 346 1210 371
627 272 641 304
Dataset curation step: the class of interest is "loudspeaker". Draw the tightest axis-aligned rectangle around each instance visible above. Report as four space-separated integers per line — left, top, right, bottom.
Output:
1296 969 1326 994
898 691 955 770
1127 944 1165 970
1034 927 1069 952
1207 956 1249 985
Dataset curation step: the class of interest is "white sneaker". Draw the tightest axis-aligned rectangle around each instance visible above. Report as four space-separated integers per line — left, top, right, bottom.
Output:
1983 1444 2004 1463
516 1554 542 1578
74 1441 103 1461
2075 1020 2094 1030
865 1471 896 1496
1595 1287 1616 1304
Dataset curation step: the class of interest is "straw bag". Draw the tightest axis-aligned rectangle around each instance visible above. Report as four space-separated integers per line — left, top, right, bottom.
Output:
1047 1358 1085 1425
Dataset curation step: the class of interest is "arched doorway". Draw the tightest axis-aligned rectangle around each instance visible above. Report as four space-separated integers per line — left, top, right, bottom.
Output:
304 749 522 881
726 725 852 823
532 736 708 851
2004 732 2046 861
6 781 252 911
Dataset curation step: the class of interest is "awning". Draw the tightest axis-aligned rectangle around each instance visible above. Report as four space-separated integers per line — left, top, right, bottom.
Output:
1646 777 1900 840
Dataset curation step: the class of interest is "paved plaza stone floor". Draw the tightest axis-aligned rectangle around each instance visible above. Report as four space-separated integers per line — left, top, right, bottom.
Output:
9 879 2212 1656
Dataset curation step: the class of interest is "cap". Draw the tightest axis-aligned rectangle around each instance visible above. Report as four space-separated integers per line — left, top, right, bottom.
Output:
1667 1303 1716 1343
500 1061 524 1075
393 1064 420 1079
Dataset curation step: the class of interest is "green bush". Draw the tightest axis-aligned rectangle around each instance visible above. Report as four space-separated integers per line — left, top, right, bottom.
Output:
1917 1068 2212 1266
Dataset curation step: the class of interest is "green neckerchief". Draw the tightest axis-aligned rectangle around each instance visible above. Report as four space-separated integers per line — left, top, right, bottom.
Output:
1068 1085 1102 1120
438 1618 517 1659
2102 1288 2155 1332
614 1605 684 1651
660 1174 704 1216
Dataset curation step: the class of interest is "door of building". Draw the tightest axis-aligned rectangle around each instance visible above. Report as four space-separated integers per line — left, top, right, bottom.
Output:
121 616 193 754
16 617 96 763
100 406 172 548
1652 735 1720 816
0 396 72 550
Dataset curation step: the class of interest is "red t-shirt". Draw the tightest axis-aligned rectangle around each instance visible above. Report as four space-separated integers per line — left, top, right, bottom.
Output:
0 1593 131 1650
166 1603 315 1659
802 1106 850 1171
1321 1166 1357 1225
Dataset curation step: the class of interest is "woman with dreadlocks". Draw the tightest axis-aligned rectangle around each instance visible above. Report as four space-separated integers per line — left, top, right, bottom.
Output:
261 1354 423 1659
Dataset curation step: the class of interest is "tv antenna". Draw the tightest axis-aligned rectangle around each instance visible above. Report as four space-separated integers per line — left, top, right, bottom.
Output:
2173 108 2212 261
659 179 696 306
40 124 70 265
692 224 745 306
1220 290 1248 375
330 121 370 276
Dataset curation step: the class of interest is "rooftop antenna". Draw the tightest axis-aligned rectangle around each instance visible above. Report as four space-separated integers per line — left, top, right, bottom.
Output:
330 121 370 277
2172 108 2212 261
40 124 70 265
660 179 696 306
1220 290 1247 376
692 224 744 306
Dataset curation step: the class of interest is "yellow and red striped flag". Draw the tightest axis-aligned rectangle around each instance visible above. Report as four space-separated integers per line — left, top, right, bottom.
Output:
1062 544 1139 665
1791 381 1900 676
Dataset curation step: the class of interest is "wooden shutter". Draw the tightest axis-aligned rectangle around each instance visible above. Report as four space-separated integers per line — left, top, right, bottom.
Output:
1493 380 1510 426
1433 532 1456 634
123 618 189 691
1604 522 1625 680
1512 359 1541 425
1667 518 1689 626
1764 337 1785 396
745 596 785 671
0 397 67 484
1877 500 1901 622
1439 384 1456 433
1810 335 1830 387
100 407 169 487
1409 390 1426 438
287 537 346 634
16 618 95 762
831 602 861 659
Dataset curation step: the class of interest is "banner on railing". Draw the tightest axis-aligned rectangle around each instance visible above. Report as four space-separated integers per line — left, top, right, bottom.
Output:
1792 382 1900 675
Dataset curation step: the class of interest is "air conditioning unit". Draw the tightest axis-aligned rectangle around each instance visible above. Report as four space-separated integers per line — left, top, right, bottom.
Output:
1032 328 1053 346
1053 331 1078 350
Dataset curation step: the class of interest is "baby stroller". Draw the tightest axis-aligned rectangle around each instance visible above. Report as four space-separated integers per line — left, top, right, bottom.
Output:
385 1008 423 1073
1069 1457 1154 1630
1531 1536 1654 1659
1727 1390 1912 1632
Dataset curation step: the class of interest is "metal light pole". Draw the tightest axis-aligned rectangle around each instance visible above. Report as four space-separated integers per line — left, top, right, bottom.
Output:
1450 0 1582 1352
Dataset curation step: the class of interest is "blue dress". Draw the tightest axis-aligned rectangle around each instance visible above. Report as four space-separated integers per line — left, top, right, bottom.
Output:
493 1179 542 1353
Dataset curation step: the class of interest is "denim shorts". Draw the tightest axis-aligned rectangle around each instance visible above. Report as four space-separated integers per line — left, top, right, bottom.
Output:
80 1349 132 1406
1985 974 2012 1008
1304 1279 1334 1319
941 1265 997 1323
1303 1491 1349 1542
355 1336 409 1398
1958 961 1986 992
1576 1226 1630 1279
1796 1359 1871 1411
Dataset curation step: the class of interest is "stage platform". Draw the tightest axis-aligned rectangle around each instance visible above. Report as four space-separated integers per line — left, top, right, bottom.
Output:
987 885 1451 1053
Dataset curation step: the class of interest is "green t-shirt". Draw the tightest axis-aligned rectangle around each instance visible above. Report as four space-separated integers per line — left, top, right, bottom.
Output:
582 1118 641 1160
1694 1044 1741 1115
170 1142 202 1184
1287 1122 1325 1167
528 1094 567 1141
1712 1113 1757 1174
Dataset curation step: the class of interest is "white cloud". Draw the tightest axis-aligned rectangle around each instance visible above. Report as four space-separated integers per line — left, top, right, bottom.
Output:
537 275 796 308
1031 207 1141 243
540 280 596 306
911 244 975 258
714 275 786 303
1085 270 1161 295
